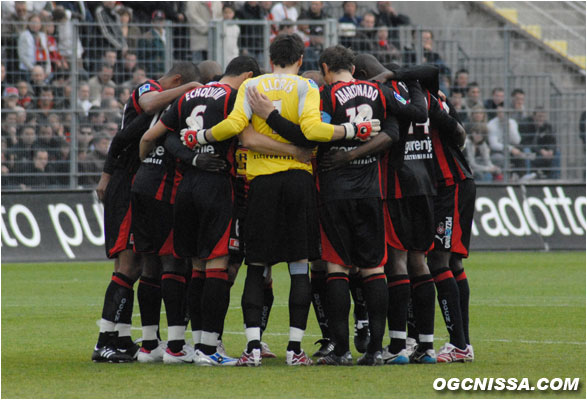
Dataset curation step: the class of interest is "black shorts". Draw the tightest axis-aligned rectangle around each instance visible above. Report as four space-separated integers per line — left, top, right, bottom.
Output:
320 197 387 268
386 195 435 252
130 192 174 255
173 171 233 260
433 179 476 257
104 169 133 258
245 170 320 265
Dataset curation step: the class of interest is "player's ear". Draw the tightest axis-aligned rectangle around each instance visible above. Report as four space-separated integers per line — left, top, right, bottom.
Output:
245 71 253 79
269 60 275 72
351 65 356 76
297 56 303 68
321 63 329 76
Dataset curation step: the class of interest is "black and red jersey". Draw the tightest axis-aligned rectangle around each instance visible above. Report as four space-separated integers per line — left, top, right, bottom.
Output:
386 80 436 199
103 80 163 175
131 104 183 204
428 94 473 187
160 83 238 177
316 79 399 202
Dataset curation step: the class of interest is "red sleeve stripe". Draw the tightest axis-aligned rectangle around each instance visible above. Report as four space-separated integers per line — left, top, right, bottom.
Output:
391 80 400 93
132 90 142 115
150 80 162 91
223 84 231 118
160 119 174 132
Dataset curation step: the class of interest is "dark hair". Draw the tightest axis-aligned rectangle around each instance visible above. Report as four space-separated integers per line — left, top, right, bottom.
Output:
492 87 504 94
319 45 355 75
455 68 469 77
225 56 261 77
269 34 305 68
342 1 357 9
467 81 479 89
511 88 525 96
164 61 200 84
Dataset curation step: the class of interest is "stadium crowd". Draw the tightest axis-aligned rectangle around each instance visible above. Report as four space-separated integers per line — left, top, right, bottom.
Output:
1 1 564 189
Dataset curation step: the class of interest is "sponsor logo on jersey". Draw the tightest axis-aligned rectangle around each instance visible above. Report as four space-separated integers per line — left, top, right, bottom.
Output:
394 91 407 105
139 84 151 96
308 79 318 89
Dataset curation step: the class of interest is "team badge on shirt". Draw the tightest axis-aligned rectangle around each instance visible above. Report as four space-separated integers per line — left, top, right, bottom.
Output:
308 79 318 89
394 91 407 105
139 84 151 96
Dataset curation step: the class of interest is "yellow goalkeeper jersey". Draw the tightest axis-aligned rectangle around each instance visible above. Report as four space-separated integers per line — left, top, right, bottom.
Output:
210 73 334 180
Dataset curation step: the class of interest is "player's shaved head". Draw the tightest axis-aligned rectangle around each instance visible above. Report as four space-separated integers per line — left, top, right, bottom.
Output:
163 61 200 84
302 70 325 87
198 60 223 84
352 53 388 80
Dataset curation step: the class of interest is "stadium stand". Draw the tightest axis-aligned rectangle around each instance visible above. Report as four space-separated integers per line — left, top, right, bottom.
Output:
1 1 585 189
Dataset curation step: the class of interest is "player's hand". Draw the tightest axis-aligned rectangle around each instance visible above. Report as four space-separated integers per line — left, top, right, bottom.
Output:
293 146 313 163
180 128 207 150
246 86 275 119
320 149 352 171
371 70 395 83
437 90 447 101
343 119 381 141
192 153 227 172
95 172 111 202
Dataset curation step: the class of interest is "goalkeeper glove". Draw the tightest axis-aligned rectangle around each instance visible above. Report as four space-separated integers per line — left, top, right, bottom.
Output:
180 128 208 150
342 119 381 141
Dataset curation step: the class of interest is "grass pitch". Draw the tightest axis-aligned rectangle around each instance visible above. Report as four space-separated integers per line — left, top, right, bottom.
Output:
2 251 585 398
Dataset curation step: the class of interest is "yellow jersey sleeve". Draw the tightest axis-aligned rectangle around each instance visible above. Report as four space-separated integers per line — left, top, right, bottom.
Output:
298 79 334 142
210 80 251 141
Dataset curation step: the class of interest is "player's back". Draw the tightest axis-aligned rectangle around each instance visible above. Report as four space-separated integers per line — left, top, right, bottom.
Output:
242 73 319 179
318 79 389 201
161 82 238 177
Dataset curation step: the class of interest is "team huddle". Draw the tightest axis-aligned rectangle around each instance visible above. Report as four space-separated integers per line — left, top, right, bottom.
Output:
91 34 475 367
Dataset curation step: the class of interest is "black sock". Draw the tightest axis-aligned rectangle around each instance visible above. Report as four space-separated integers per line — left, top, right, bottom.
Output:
260 280 274 336
241 265 265 331
406 296 418 341
310 269 330 339
161 273 187 353
362 273 388 354
98 273 135 348
201 268 230 355
411 274 435 351
349 270 368 323
454 268 470 345
137 275 161 350
326 273 350 356
387 274 410 353
189 269 205 350
432 268 466 350
288 272 311 332
182 260 192 326
97 331 118 349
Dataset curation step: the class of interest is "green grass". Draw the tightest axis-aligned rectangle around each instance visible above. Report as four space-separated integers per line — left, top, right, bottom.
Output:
2 252 585 398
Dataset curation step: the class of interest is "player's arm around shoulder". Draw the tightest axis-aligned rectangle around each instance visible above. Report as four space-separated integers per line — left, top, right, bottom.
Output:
209 78 255 142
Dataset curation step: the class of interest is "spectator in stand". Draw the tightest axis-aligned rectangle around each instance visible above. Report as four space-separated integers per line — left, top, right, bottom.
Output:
14 106 27 127
510 88 527 124
22 148 53 188
77 82 93 117
374 26 399 64
94 1 127 58
339 1 362 26
352 11 377 52
579 110 586 145
373 1 410 51
519 107 557 179
88 63 115 104
117 86 131 106
122 66 146 90
101 98 122 123
35 124 58 157
270 1 299 37
50 137 71 186
138 10 168 77
92 82 116 108
79 131 110 186
299 2 329 71
222 4 240 64
3 2 31 82
18 14 51 80
487 105 528 174
1 136 16 188
35 86 56 125
2 111 20 152
465 112 501 182
404 29 451 91
115 52 138 85
451 68 469 96
16 80 34 109
76 124 94 160
29 65 49 96
1 62 6 84
450 91 469 124
185 2 222 63
116 7 141 56
52 6 85 78
88 106 105 129
465 81 483 110
48 112 67 139
13 125 37 163
2 87 20 110
43 16 69 74
103 121 120 139
483 87 505 120
235 2 268 62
